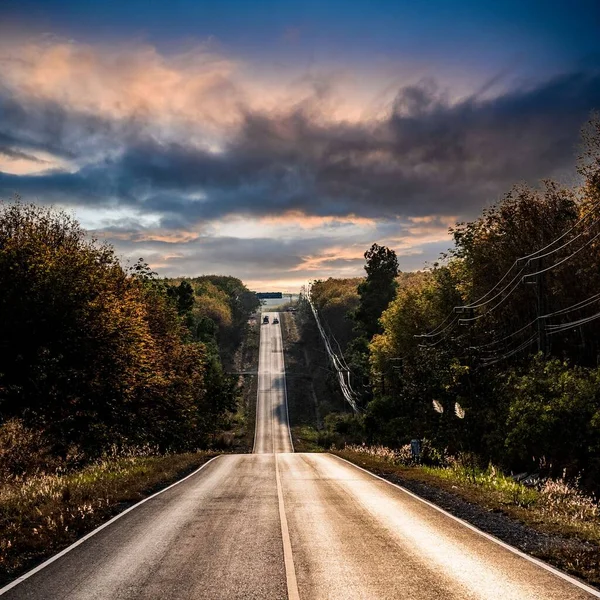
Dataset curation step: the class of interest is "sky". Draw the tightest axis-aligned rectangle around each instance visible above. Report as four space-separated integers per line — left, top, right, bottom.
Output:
1 1 599 291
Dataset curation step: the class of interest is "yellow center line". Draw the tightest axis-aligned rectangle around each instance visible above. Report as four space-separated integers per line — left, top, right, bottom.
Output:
275 454 300 600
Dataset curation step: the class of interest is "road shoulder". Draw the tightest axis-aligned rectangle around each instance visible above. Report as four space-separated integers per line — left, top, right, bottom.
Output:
0 452 218 588
332 448 600 592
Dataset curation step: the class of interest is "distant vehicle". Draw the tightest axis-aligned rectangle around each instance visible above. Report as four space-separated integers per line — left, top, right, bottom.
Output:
273 317 279 324
263 315 269 324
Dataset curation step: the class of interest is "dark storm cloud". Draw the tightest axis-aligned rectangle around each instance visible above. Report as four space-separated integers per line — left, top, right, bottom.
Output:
0 87 123 160
2 70 600 223
0 144 43 162
105 231 307 271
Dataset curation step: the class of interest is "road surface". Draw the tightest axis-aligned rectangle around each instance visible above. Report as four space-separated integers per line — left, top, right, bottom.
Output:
253 311 293 454
2 312 598 599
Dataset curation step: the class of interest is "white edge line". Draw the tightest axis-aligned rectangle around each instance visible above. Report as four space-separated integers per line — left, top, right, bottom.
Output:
276 312 295 452
330 453 600 598
0 455 222 596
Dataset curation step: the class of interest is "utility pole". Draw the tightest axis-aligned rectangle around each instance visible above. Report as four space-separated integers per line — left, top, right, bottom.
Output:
530 256 547 355
390 357 403 396
458 307 474 417
520 256 548 356
536 257 547 355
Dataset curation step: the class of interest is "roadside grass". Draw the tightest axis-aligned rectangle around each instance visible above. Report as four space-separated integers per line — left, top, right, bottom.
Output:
238 316 259 451
224 317 260 452
279 312 320 428
290 425 326 452
334 444 600 587
0 451 216 586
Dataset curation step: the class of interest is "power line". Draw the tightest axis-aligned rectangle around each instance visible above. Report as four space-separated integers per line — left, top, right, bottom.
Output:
306 287 361 413
416 315 459 338
417 201 600 342
459 224 600 328
462 268 525 311
419 322 460 348
520 216 598 267
421 310 455 336
543 292 600 318
462 262 521 309
522 229 600 281
467 290 600 355
479 333 538 367
518 201 599 264
458 269 526 323
546 310 600 334
460 202 599 310
471 317 538 350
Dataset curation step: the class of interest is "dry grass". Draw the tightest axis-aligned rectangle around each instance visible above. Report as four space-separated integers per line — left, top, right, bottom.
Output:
337 444 600 587
0 451 215 585
342 443 599 538
236 317 260 451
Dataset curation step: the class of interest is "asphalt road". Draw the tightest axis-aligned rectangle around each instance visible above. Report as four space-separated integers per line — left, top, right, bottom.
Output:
253 312 293 454
2 312 599 599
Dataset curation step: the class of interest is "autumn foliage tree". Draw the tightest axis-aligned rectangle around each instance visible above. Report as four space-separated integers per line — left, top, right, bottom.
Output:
365 115 600 489
299 115 600 490
0 202 246 461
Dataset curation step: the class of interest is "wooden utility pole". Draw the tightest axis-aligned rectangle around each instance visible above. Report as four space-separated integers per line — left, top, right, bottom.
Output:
519 255 548 356
535 257 548 356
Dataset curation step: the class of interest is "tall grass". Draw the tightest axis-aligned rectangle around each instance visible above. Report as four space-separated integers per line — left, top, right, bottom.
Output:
342 443 599 537
0 450 214 585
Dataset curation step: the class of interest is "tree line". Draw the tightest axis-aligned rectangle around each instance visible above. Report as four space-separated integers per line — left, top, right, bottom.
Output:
305 114 600 492
0 202 259 476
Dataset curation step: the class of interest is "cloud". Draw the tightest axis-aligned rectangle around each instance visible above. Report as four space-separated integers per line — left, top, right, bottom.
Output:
0 36 242 131
1 35 600 286
258 211 377 230
10 67 598 224
87 209 469 290
0 145 44 162
0 83 125 163
13 69 599 223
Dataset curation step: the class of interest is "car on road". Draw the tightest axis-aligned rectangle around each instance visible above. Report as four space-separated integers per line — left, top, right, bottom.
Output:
273 317 279 324
263 315 269 324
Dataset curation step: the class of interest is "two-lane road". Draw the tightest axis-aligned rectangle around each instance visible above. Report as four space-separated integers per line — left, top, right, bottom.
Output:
2 312 599 599
254 312 293 454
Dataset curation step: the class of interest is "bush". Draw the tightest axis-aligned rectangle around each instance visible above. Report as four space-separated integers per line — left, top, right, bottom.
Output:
323 413 364 446
0 202 219 461
0 419 52 480
504 357 600 487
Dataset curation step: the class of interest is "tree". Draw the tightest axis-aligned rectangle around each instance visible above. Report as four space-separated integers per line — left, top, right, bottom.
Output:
354 244 399 339
309 278 361 351
166 280 195 315
0 202 220 457
341 244 400 406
